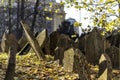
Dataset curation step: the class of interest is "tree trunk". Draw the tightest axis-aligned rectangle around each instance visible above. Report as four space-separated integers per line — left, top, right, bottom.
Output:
31 0 40 32
4 46 17 80
8 0 12 34
16 0 20 40
21 0 25 20
17 0 25 39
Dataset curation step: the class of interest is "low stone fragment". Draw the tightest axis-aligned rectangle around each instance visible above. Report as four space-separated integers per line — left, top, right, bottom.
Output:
98 53 112 80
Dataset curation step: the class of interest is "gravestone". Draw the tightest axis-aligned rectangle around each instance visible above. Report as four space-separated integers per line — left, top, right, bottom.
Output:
36 29 50 54
18 35 27 49
49 31 60 55
54 34 75 63
29 29 50 54
1 33 20 53
62 48 91 80
20 21 45 60
106 46 119 69
85 27 104 65
77 35 88 54
57 34 74 50
106 31 120 48
98 53 112 80
54 47 64 65
73 48 91 80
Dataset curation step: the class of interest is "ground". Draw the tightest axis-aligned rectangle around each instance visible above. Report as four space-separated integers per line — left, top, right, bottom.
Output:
0 53 119 80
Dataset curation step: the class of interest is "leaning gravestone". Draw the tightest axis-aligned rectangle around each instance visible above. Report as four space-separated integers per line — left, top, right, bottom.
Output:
29 29 50 54
20 21 45 60
18 34 27 49
106 46 119 69
1 33 19 53
85 27 104 65
1 33 8 52
63 48 91 80
98 53 112 80
36 29 50 54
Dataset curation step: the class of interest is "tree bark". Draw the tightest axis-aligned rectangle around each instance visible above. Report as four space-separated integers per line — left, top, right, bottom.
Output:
17 0 25 39
31 0 40 32
8 0 12 34
4 46 17 80
16 0 20 40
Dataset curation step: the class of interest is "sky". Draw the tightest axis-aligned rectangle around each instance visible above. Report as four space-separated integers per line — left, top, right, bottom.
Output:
56 0 92 29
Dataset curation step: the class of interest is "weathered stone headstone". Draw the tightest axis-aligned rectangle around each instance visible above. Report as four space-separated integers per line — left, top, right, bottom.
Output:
85 27 104 65
77 35 88 54
1 33 20 53
36 29 50 54
49 31 60 55
63 48 91 80
18 35 27 49
63 48 75 72
29 29 50 54
18 35 30 55
20 21 45 60
106 31 120 48
106 46 119 69
98 53 112 80
57 34 74 50
54 34 75 63
1 33 9 52
73 48 91 80
54 47 64 65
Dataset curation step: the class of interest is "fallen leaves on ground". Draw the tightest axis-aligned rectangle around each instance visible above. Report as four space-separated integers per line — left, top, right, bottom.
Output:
0 53 120 80
0 53 79 80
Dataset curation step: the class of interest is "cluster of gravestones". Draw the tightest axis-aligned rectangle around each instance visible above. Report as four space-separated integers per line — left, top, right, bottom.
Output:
0 21 120 79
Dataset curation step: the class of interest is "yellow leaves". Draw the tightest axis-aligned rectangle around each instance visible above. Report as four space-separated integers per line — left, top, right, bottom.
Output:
74 5 82 9
60 1 65 5
102 14 107 19
49 2 53 8
88 8 94 12
106 0 114 3
105 21 115 32
97 0 105 4
107 9 115 14
100 0 104 2
73 22 80 27
55 9 60 13
46 17 53 21
71 34 77 38
83 3 87 8
117 9 120 12
101 32 106 36
118 0 120 3
0 52 80 79
2 0 4 3
44 8 47 11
